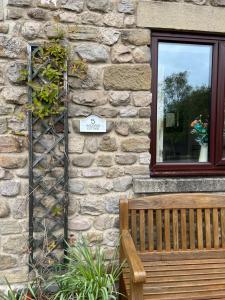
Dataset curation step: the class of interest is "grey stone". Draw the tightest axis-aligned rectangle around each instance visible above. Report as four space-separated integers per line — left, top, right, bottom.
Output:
0 24 9 34
6 62 27 84
60 0 84 12
106 167 124 178
133 177 225 194
109 91 130 106
0 220 22 235
140 152 151 165
3 236 27 254
0 36 26 59
0 136 21 153
115 120 129 136
69 66 101 90
133 92 152 107
93 107 118 118
81 11 103 26
121 29 150 46
121 137 150 152
7 7 23 19
0 155 27 169
99 28 120 46
130 120 150 135
86 137 99 153
69 25 98 41
69 180 87 195
68 137 85 154
71 90 107 106
0 267 28 284
115 154 137 165
99 136 118 151
75 43 109 63
0 181 20 196
0 105 14 116
139 107 151 118
0 255 17 270
21 22 41 40
113 176 132 192
120 106 138 117
103 12 124 28
27 8 47 19
69 216 92 231
111 44 133 63
11 196 27 219
103 229 119 246
37 0 58 9
94 214 115 230
44 22 65 38
57 12 82 23
87 0 110 12
80 196 105 215
82 168 104 177
118 0 135 14
96 155 113 167
133 46 151 63
124 15 136 27
72 155 94 167
7 116 28 132
125 165 149 175
8 0 31 6
104 65 151 91
0 201 10 218
1 86 27 105
0 118 7 134
89 180 113 194
105 195 119 214
69 104 92 117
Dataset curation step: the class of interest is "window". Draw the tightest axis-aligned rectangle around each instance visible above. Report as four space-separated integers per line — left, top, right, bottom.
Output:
151 32 225 176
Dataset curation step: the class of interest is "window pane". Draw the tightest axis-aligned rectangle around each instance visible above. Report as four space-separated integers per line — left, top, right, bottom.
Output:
156 42 212 163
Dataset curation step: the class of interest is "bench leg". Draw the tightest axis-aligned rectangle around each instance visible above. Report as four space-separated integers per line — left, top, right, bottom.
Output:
119 275 127 300
130 282 143 300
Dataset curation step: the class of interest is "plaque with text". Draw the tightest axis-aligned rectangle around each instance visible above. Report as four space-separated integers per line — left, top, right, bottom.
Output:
80 115 106 133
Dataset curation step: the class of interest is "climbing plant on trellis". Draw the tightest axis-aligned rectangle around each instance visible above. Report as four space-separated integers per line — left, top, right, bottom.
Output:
28 43 69 271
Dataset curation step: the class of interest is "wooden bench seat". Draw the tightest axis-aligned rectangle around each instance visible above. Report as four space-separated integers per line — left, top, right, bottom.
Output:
119 194 225 300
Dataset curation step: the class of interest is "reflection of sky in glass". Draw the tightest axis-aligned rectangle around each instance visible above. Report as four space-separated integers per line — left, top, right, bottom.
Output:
158 43 213 88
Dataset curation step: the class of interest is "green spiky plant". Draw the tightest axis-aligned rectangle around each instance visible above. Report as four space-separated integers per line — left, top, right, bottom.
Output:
51 237 122 300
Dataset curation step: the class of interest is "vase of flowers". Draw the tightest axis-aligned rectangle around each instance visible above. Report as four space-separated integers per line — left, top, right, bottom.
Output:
190 115 208 162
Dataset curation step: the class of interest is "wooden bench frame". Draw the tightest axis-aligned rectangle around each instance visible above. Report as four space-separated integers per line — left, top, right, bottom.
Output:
119 193 225 300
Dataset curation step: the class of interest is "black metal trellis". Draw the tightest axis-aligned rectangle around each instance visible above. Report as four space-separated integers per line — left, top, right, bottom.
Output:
28 44 69 270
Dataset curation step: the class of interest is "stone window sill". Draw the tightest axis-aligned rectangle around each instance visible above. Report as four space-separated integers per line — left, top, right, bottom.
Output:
133 176 225 194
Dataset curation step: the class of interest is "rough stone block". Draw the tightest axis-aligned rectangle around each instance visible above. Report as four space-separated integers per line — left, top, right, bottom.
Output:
118 0 135 14
130 120 150 135
72 154 94 167
0 201 10 218
69 179 87 195
111 44 133 63
69 216 92 231
99 136 118 152
137 1 225 33
133 91 152 107
0 220 23 235
0 136 21 153
94 214 115 230
104 65 151 91
113 176 132 192
7 7 23 19
93 107 118 118
0 255 17 270
115 120 130 136
120 106 138 117
88 179 113 194
80 196 105 215
60 0 84 12
0 155 27 169
0 36 26 59
68 25 99 41
0 23 9 34
81 11 103 26
21 22 42 40
0 180 20 196
8 0 32 6
69 66 102 90
71 90 107 107
105 195 120 214
6 61 27 84
27 8 47 19
115 154 137 165
85 137 99 153
121 29 150 45
99 28 120 46
3 236 27 254
1 86 27 105
103 228 119 246
87 0 111 12
96 155 113 167
103 12 124 28
75 43 109 62
121 137 150 152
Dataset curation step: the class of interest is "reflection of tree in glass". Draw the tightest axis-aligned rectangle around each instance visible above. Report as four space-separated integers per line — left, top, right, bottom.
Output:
162 71 211 161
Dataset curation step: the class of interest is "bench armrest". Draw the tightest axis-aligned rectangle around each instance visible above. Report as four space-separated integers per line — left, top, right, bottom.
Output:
121 230 146 284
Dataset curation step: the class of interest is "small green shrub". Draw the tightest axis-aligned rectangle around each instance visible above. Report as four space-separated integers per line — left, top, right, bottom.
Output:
52 237 122 300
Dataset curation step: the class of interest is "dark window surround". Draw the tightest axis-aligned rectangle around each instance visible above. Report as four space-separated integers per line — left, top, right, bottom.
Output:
151 31 225 177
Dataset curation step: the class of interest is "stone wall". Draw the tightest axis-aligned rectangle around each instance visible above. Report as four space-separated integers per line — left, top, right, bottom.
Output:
0 0 225 289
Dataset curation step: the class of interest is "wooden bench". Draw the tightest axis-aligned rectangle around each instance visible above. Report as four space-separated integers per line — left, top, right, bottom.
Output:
120 193 225 300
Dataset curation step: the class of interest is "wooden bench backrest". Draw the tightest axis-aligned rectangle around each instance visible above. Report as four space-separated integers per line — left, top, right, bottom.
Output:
120 193 225 253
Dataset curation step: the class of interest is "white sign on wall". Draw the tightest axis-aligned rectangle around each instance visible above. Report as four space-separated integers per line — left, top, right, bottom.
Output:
80 115 106 133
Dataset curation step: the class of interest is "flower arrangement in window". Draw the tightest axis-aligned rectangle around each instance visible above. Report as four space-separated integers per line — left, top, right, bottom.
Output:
190 115 208 145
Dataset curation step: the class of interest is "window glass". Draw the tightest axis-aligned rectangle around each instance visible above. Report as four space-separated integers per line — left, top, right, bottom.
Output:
156 42 212 163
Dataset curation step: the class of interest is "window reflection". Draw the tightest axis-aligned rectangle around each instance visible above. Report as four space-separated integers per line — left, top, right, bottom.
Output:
156 43 212 163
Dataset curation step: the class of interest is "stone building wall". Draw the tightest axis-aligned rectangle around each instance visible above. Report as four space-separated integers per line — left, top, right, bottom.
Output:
0 0 225 289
